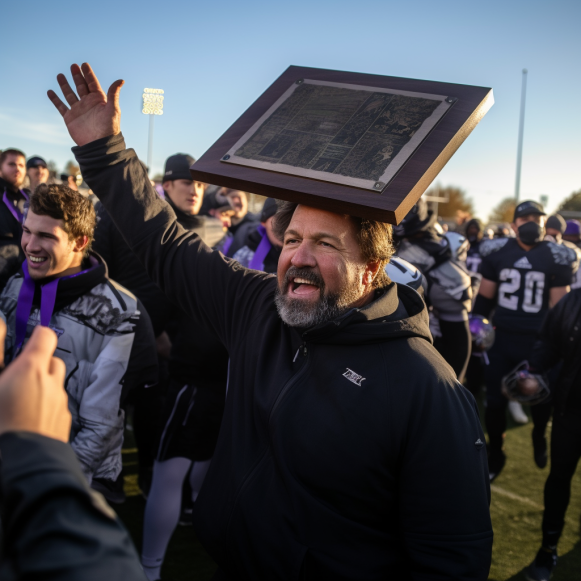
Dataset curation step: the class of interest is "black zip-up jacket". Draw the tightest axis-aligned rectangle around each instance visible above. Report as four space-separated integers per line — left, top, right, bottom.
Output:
0 432 145 581
73 134 493 581
530 288 581 413
0 177 28 290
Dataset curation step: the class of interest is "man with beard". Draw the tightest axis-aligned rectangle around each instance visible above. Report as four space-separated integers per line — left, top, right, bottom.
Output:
473 201 577 482
0 149 29 289
48 63 493 581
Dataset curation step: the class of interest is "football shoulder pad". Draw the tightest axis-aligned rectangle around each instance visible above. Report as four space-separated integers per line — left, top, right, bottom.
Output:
396 241 435 273
546 241 578 266
479 237 510 258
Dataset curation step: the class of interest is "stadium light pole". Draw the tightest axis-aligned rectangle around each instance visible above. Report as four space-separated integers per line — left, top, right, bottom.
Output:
142 88 164 176
514 69 528 203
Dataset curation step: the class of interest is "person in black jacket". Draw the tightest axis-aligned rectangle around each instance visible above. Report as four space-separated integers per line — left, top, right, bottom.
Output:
523 289 581 581
137 155 230 581
0 149 29 290
93 153 227 495
0 324 146 581
48 62 493 581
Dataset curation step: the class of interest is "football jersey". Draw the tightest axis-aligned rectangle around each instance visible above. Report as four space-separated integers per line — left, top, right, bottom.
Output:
466 241 482 274
480 238 577 332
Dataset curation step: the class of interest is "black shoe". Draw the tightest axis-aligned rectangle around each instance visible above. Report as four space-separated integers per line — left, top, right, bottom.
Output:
533 435 548 469
488 450 506 483
524 546 557 581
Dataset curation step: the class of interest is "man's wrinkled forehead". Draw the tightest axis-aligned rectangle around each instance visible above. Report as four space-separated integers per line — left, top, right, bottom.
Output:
286 204 354 237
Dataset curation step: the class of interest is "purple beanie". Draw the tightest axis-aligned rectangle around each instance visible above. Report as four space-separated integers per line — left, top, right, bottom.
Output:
564 220 581 237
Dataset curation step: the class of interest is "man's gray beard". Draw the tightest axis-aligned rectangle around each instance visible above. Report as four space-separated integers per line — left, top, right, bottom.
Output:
274 288 345 328
274 269 365 328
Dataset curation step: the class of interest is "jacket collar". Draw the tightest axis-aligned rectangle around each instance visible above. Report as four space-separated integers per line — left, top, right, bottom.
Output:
300 282 431 346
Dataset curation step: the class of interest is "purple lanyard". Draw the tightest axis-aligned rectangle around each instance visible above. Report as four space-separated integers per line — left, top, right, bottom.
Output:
3 188 29 224
248 225 272 271
15 257 98 349
222 236 233 255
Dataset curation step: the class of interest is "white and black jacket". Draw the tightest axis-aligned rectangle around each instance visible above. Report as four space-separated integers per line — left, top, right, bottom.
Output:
0 253 157 483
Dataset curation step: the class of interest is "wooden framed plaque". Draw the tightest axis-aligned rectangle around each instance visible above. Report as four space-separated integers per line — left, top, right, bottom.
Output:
190 66 493 224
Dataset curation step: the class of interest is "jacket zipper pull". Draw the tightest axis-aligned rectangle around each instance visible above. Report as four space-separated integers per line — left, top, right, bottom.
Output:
303 343 308 356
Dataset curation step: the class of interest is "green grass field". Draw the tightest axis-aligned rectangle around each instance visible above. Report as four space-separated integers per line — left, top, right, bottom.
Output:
116 413 581 580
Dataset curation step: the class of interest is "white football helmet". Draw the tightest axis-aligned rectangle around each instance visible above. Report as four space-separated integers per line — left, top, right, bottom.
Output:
386 256 427 296
444 231 469 261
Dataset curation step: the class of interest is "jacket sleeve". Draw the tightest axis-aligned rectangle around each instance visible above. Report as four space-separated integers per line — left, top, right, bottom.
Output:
73 134 275 351
529 293 570 373
70 330 134 482
92 203 116 268
0 432 145 581
393 359 493 580
119 298 159 403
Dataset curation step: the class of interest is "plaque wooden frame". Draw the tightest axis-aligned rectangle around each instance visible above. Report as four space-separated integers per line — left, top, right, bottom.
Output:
190 66 493 224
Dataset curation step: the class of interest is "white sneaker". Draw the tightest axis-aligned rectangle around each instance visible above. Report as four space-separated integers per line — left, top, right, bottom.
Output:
508 400 528 424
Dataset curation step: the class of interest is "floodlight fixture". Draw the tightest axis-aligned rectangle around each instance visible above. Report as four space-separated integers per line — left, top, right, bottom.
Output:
142 88 165 175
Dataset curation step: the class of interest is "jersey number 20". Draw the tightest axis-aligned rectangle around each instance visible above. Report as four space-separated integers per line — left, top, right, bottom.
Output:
498 268 545 313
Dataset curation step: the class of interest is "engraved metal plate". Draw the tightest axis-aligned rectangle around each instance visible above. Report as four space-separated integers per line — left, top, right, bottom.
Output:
222 79 453 192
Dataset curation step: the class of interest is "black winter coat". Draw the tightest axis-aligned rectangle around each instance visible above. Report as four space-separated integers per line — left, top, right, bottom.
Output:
530 288 581 413
74 133 493 581
0 432 144 581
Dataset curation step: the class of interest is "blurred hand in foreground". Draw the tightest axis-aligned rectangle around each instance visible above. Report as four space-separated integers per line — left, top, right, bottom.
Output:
47 63 124 147
0 326 70 441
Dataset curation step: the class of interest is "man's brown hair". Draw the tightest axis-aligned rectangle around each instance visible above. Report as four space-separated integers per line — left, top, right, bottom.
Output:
0 148 25 166
272 201 394 289
29 184 96 255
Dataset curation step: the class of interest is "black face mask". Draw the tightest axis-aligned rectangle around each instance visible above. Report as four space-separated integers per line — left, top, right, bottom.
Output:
518 221 544 245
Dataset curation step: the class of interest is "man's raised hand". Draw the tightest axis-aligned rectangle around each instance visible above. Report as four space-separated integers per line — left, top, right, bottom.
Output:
47 63 124 147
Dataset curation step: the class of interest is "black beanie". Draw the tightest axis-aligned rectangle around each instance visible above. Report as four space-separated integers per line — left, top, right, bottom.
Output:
261 198 278 222
546 214 566 234
163 153 195 182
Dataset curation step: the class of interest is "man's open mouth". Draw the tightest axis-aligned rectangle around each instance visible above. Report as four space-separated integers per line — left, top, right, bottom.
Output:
290 277 320 296
28 256 48 265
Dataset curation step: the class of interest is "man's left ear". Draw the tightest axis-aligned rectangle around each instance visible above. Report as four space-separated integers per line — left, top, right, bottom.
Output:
74 235 89 253
363 260 381 286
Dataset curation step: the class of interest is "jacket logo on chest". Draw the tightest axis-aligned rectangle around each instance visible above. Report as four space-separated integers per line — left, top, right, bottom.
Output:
513 256 532 269
343 368 366 386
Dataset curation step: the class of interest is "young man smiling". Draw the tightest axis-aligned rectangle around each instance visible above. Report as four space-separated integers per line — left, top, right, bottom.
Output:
48 63 493 580
0 183 157 501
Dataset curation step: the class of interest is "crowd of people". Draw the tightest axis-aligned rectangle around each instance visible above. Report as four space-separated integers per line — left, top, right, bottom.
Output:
0 62 580 581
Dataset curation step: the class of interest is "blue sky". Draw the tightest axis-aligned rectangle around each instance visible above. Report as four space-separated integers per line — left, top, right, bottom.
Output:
1 0 579 221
